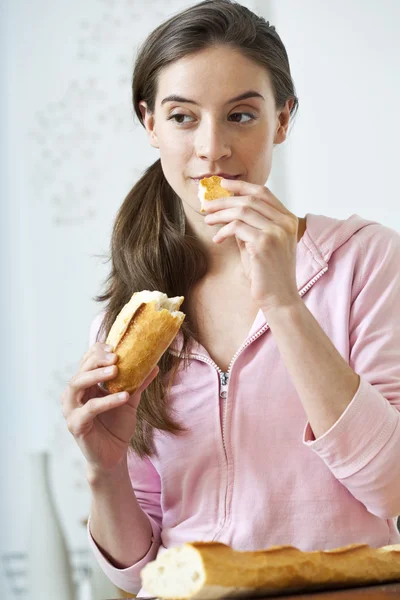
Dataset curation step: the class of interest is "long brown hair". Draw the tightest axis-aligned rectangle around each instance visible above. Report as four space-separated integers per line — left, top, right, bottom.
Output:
95 0 299 458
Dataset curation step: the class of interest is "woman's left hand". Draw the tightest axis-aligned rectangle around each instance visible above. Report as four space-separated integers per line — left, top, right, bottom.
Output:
203 178 301 314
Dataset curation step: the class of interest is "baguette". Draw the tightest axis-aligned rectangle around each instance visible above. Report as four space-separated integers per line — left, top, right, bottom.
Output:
198 176 234 213
140 540 400 599
104 290 185 395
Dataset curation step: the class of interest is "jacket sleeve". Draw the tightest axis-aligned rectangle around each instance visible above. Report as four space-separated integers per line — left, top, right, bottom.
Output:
303 223 400 520
86 312 163 593
87 451 163 594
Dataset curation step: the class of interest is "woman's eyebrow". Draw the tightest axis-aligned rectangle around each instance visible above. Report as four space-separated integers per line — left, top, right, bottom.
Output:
161 90 264 106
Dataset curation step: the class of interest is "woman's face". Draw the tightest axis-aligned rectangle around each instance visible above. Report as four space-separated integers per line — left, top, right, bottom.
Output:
140 45 291 220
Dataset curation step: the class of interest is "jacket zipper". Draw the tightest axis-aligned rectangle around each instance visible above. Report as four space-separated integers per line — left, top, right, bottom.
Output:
219 371 229 459
183 328 269 538
169 266 328 534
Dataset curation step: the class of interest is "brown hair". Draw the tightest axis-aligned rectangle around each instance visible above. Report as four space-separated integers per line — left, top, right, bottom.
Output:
95 0 299 458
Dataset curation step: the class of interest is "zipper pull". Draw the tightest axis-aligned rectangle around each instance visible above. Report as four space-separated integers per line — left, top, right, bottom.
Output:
219 372 229 398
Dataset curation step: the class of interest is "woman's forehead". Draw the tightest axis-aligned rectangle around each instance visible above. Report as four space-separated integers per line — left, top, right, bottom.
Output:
156 47 272 105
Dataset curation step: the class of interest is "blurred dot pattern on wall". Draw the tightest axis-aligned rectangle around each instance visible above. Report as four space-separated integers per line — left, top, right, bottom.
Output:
27 0 194 228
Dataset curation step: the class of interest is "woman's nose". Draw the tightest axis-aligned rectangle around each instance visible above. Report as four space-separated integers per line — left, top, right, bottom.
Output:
195 119 232 161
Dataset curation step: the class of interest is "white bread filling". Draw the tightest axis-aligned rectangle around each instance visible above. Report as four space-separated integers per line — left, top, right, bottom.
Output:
198 181 207 211
106 290 184 350
141 544 206 600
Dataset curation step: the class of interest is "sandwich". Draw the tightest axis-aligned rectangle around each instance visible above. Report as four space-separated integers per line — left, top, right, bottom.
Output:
104 290 185 395
198 176 233 213
140 540 400 599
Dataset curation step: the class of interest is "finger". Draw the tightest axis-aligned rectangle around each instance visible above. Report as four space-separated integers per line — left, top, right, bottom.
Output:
63 364 119 416
213 220 260 245
220 178 291 214
79 346 118 398
80 348 117 375
202 195 285 224
79 342 113 371
205 205 272 230
66 391 129 438
72 364 119 394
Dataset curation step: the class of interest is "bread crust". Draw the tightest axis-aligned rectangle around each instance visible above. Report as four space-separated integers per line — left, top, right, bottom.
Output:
105 296 185 395
141 540 400 599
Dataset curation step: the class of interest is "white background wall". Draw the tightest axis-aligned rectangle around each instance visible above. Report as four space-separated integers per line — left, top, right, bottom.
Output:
268 0 400 227
1 1 399 598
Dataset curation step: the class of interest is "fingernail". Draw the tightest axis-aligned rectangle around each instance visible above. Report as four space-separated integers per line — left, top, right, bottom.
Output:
104 344 113 352
104 366 114 374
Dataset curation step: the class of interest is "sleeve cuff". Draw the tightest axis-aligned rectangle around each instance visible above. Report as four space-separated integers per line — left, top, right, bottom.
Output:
302 376 399 478
87 514 160 593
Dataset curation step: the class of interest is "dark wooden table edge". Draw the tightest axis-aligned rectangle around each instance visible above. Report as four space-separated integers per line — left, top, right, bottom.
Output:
112 580 400 600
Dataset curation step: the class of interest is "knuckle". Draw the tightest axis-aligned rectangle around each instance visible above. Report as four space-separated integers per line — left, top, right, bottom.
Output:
90 349 101 365
238 205 249 218
264 228 279 246
260 234 271 250
274 230 285 245
81 346 95 365
285 215 297 234
280 225 297 241
69 375 79 391
85 400 97 417
66 418 76 436
98 346 112 364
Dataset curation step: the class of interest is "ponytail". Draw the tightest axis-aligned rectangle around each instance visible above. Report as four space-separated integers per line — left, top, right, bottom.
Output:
95 159 207 457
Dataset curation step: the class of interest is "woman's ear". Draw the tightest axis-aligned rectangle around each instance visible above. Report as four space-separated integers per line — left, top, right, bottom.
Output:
139 101 159 149
273 98 294 145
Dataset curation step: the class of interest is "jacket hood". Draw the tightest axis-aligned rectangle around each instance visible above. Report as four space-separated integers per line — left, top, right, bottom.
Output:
296 212 378 295
303 212 378 264
295 212 375 285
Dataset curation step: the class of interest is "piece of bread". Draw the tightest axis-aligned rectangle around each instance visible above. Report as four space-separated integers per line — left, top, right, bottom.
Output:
198 176 234 213
104 290 185 395
140 540 400 599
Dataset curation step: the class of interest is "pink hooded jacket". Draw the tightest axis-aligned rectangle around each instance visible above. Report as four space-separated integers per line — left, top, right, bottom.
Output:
87 213 400 595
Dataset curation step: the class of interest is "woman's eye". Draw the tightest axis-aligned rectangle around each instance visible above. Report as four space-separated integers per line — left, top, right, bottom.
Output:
229 112 255 123
167 112 256 125
168 114 194 124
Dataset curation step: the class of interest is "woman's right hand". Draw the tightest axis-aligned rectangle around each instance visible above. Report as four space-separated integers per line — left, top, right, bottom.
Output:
60 342 159 474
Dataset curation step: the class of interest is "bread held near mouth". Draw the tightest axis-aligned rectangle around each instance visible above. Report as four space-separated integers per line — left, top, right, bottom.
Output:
198 175 234 213
104 290 185 395
140 540 400 600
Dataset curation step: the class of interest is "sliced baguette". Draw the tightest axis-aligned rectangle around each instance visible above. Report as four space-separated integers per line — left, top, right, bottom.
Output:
140 540 400 599
105 290 185 395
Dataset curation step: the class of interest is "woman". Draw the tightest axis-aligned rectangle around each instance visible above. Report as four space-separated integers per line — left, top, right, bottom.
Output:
61 0 400 595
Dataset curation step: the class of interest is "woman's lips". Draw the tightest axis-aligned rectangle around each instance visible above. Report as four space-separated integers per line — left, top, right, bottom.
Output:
191 174 241 183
